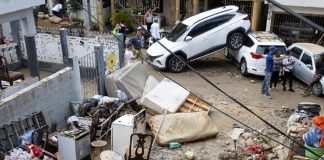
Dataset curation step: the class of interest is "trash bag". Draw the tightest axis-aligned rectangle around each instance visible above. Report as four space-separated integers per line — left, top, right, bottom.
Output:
304 127 322 148
116 90 128 102
79 98 99 116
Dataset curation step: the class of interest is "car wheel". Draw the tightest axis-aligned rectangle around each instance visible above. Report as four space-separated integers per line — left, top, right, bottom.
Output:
228 32 244 50
168 56 186 73
240 59 248 76
224 48 231 59
313 82 323 97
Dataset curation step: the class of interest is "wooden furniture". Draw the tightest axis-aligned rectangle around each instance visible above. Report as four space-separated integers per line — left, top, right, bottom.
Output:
125 133 153 160
0 56 24 89
90 140 107 160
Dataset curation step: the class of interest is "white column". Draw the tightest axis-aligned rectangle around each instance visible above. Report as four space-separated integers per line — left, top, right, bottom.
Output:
265 3 273 32
48 0 54 16
82 0 91 29
20 9 37 35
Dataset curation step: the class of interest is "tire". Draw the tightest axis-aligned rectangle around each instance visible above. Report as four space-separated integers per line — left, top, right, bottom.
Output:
227 32 244 50
224 48 231 59
240 59 248 76
313 82 323 97
167 56 185 73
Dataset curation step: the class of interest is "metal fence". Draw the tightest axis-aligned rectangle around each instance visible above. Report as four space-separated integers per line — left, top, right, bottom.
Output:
78 51 100 98
225 0 254 19
271 12 324 46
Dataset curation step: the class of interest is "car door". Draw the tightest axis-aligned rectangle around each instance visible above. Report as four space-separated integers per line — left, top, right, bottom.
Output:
297 52 315 84
290 46 303 78
182 14 235 59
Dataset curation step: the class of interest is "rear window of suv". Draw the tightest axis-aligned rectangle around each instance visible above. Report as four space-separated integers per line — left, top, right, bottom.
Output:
256 46 286 55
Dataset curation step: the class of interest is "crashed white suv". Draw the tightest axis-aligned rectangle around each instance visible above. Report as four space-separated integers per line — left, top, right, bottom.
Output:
147 5 251 72
226 32 287 76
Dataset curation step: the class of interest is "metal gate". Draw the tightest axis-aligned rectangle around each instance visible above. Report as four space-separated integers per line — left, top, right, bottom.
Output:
78 50 101 99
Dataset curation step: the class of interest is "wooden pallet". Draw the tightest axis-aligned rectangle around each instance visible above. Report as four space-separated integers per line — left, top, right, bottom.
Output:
178 94 211 113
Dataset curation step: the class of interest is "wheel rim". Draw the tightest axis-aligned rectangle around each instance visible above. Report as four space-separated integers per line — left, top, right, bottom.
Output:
313 83 322 96
241 61 246 74
170 58 184 72
231 35 243 49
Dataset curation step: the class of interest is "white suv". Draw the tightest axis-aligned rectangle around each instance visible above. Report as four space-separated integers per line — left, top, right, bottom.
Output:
147 5 251 72
226 32 287 76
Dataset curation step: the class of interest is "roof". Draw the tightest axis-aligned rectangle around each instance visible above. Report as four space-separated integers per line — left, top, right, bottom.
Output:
249 31 286 46
293 43 324 54
182 5 239 27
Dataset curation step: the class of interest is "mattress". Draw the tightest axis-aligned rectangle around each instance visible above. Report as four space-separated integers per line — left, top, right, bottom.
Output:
115 62 149 99
141 78 190 114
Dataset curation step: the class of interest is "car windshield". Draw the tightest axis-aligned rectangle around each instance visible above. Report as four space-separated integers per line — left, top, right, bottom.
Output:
167 22 188 42
256 46 286 55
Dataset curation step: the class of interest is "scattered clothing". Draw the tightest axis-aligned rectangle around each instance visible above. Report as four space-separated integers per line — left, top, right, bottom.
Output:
312 116 324 147
304 127 322 148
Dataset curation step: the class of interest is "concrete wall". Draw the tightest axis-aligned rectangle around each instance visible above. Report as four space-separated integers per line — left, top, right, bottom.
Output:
0 65 82 130
163 0 176 26
0 0 44 15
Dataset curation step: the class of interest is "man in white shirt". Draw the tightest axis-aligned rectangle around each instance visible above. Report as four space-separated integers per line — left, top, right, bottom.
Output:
282 50 295 92
150 17 160 41
125 44 137 65
52 3 63 18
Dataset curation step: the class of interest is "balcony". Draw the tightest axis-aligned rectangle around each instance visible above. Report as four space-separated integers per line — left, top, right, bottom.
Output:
0 0 45 15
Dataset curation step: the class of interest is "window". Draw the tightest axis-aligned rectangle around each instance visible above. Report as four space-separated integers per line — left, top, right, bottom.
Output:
244 37 254 47
291 47 303 59
167 23 188 42
257 46 286 55
301 53 313 67
188 14 235 38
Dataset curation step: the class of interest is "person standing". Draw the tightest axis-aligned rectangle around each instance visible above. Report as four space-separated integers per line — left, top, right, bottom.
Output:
144 7 158 34
52 3 64 18
261 46 286 99
118 21 127 45
129 31 144 61
304 53 324 96
270 51 282 90
150 17 160 41
125 43 137 65
282 50 295 92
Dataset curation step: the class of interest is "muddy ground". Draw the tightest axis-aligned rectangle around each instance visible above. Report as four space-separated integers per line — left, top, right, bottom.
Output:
142 50 324 160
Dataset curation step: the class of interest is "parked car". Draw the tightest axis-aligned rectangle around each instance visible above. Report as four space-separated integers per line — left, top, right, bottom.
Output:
146 5 251 72
225 32 286 76
287 43 324 96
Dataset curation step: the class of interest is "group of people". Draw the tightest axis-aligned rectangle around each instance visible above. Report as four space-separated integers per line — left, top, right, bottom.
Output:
261 45 324 99
121 7 161 65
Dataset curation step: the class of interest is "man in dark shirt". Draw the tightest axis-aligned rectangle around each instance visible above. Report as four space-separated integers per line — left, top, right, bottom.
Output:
305 53 324 95
129 31 144 61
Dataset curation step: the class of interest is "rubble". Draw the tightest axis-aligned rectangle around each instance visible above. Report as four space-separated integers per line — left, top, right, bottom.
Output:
185 151 195 160
273 106 295 119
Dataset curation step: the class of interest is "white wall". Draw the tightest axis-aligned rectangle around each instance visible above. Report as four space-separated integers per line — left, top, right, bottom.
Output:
0 0 45 15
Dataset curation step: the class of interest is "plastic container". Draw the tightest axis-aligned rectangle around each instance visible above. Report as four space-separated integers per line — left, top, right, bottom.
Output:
169 142 181 149
304 144 324 159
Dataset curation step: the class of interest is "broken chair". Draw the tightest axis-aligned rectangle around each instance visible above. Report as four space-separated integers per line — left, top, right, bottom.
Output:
125 133 153 160
0 55 24 89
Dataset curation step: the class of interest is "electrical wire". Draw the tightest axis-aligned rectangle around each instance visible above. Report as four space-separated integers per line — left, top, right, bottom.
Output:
74 1 320 158
113 0 322 158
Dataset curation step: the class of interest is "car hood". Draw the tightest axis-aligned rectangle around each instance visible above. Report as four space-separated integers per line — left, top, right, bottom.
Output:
147 38 182 56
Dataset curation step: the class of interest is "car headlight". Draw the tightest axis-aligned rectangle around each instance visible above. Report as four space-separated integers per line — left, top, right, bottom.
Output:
147 54 163 62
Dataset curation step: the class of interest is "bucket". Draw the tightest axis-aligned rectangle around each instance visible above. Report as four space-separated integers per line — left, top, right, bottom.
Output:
304 144 324 159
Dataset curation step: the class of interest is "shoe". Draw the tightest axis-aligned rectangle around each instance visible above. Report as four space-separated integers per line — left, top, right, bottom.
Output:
283 87 286 91
264 94 272 99
289 88 295 92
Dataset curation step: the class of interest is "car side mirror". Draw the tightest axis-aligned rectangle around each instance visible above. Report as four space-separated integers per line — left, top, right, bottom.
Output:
306 64 313 70
185 36 192 41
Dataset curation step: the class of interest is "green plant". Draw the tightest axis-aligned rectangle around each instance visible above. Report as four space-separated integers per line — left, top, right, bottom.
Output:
110 9 134 30
67 0 83 12
91 22 99 31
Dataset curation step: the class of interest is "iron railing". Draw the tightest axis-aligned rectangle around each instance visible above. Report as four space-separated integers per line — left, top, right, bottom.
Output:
271 13 324 46
225 0 253 20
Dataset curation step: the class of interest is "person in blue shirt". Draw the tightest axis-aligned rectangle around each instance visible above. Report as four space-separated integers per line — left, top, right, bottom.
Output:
261 46 287 99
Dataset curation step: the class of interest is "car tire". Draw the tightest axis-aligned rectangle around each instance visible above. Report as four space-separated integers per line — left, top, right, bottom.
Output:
167 55 186 73
313 82 323 97
224 48 231 59
240 59 249 76
227 32 244 50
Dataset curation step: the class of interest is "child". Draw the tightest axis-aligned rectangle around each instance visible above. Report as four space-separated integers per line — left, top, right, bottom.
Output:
125 43 137 65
